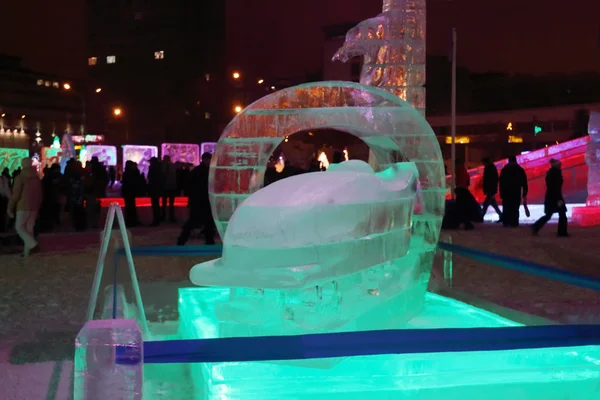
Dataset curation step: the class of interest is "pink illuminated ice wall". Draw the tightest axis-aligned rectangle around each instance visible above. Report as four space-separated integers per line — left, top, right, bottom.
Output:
122 145 158 177
84 145 117 166
161 143 200 165
201 142 217 155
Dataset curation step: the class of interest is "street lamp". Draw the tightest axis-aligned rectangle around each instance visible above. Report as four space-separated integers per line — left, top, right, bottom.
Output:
232 71 241 80
234 105 242 114
113 107 122 116
258 79 264 84
63 83 71 90
95 88 102 93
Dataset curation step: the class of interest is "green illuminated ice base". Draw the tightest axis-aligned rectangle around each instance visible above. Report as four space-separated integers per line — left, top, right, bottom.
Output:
177 288 600 399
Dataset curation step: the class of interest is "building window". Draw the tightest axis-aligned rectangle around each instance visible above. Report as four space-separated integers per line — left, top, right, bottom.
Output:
205 73 210 81
88 57 97 66
37 79 43 86
154 51 165 60
205 112 211 120
107 55 116 64
44 81 51 87
52 82 59 88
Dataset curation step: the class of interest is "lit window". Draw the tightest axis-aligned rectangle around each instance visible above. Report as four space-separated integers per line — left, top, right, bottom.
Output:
205 112 211 119
53 82 59 88
107 55 116 64
88 57 97 66
205 73 210 81
154 51 164 60
36 79 43 86
44 81 51 87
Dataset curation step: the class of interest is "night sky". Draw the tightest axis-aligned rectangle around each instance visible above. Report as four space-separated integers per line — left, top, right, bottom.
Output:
3 0 599 80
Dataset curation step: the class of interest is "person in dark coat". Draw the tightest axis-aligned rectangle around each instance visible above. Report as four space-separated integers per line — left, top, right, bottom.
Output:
532 159 569 237
147 157 162 226
177 152 216 245
454 159 475 230
499 155 528 227
121 161 141 227
481 157 503 222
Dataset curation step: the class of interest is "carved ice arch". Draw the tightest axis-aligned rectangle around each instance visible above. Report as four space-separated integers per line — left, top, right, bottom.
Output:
209 81 446 250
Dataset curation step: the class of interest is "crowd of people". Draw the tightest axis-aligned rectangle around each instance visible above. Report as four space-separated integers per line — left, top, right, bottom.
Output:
450 155 569 237
0 153 217 256
0 148 571 257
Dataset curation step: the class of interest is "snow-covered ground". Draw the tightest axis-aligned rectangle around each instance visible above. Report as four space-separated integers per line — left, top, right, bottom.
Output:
0 219 599 399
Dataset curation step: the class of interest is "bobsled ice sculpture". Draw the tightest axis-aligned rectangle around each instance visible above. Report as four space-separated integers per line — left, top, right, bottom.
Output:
191 160 417 289
188 81 445 337
190 160 420 332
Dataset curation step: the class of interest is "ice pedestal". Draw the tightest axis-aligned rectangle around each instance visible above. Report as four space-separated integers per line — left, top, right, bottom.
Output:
74 319 143 400
178 287 600 400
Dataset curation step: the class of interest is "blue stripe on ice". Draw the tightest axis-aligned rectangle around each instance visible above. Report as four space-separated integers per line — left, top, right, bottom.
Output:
115 244 223 256
143 325 600 364
438 242 600 292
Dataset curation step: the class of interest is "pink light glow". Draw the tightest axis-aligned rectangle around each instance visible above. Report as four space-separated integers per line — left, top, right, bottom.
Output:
572 206 600 227
161 143 200 165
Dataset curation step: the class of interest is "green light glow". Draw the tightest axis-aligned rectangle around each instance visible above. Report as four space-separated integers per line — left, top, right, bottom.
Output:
174 288 600 399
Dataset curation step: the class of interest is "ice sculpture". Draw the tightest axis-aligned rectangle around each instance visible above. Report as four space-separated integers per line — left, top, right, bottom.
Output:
161 143 200 165
84 145 117 166
190 81 445 336
333 0 426 115
191 160 417 289
122 145 158 177
59 133 76 173
586 111 600 207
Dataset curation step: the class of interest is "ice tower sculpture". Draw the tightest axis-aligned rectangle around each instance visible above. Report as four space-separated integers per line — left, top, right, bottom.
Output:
333 0 426 115
586 111 600 207
189 81 446 337
59 132 76 173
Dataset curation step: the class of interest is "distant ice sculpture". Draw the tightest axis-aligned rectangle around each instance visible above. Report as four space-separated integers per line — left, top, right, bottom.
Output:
586 111 600 207
333 0 426 115
59 133 76 173
190 81 445 336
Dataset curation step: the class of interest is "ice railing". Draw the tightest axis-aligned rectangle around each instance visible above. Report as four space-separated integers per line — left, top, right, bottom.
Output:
75 230 600 399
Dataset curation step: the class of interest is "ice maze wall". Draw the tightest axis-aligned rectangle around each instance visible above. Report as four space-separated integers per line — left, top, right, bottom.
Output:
209 81 446 293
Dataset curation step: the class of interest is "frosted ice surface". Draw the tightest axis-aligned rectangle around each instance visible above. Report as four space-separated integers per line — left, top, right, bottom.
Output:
586 111 600 207
74 319 143 400
191 160 418 289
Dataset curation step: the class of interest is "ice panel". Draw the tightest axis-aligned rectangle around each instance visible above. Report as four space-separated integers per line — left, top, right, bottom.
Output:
586 111 600 206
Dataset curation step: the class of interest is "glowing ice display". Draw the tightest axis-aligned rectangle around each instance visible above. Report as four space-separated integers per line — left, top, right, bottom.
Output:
41 146 61 168
586 111 600 207
84 145 117 166
59 133 76 173
201 142 217 155
122 145 158 177
178 287 600 400
333 0 426 115
161 143 200 165
191 81 445 337
0 147 29 172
